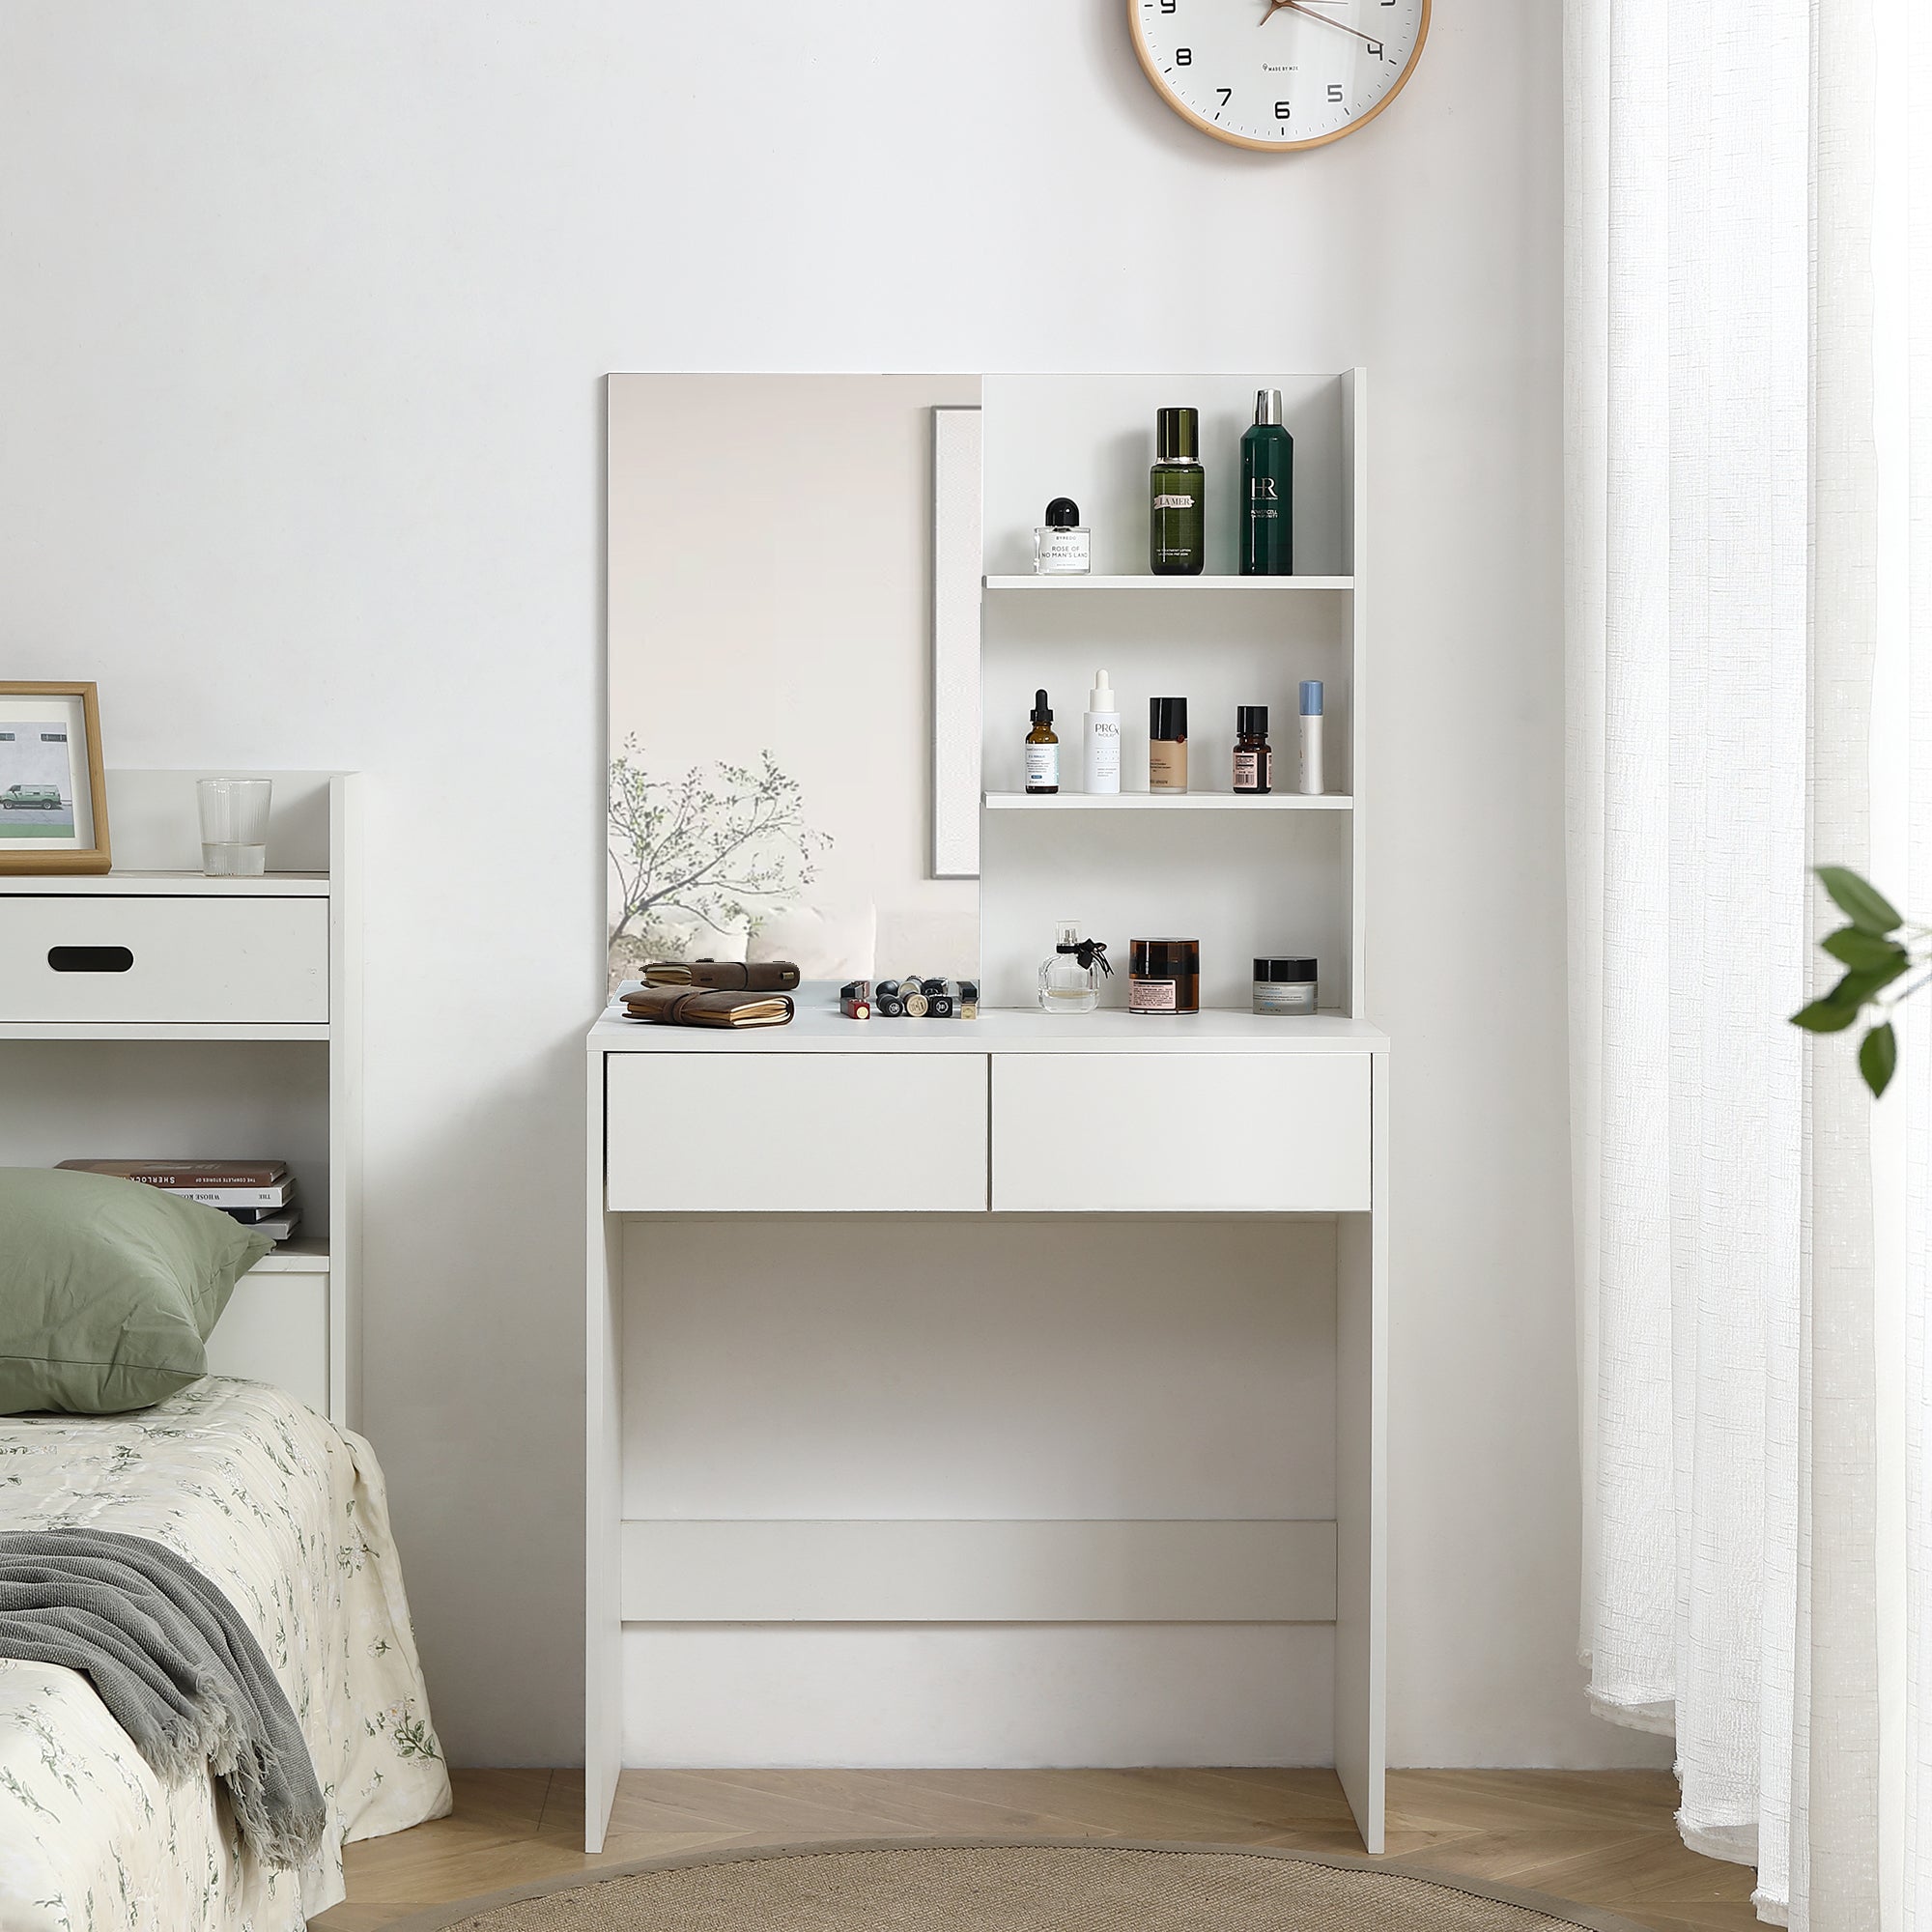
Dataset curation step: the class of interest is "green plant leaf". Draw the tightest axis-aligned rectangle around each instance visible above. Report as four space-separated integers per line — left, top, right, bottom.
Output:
1831 956 1911 1006
1822 926 1910 972
1817 866 1904 935
1860 1022 1898 1096
1793 997 1861 1033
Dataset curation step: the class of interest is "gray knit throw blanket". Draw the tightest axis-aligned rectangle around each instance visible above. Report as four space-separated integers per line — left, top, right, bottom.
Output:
0 1527 326 1869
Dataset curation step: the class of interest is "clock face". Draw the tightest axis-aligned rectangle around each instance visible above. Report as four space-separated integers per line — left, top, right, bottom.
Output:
1130 0 1430 152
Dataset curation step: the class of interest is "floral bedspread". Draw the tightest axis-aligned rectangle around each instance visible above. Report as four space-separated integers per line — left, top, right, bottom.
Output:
0 1378 451 1930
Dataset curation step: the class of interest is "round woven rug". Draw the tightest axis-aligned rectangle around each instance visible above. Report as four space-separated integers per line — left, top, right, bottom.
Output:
382 1837 1655 1932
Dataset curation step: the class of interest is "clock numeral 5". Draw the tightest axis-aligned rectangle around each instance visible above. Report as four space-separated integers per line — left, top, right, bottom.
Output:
1175 44 1192 64
1328 83 1344 102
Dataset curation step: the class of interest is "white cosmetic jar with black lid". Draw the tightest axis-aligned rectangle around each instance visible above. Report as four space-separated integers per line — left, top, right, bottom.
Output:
1254 956 1318 1016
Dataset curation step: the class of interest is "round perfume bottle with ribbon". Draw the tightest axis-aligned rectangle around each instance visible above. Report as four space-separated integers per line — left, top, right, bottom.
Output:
1037 922 1112 1014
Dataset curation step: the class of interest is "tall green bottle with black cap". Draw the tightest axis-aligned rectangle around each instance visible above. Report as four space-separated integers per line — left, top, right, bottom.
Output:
1239 387 1293 575
1150 406 1205 576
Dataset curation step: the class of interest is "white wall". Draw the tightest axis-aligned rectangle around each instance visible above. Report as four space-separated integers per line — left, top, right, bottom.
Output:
0 1 1665 1770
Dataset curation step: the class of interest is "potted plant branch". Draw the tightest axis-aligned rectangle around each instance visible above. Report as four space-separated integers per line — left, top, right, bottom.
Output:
1790 867 1927 1095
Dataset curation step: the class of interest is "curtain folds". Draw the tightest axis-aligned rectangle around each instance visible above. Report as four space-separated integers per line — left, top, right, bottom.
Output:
1565 1 1931 1927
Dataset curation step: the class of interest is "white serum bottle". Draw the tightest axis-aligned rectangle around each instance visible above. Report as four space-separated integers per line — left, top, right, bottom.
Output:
1082 669 1121 794
1298 679 1324 795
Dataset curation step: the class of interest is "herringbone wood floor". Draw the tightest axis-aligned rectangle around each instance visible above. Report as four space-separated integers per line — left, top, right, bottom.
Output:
311 1768 1757 1932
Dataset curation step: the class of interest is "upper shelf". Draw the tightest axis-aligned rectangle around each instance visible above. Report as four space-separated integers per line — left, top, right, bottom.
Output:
0 872 330 896
982 575 1353 593
984 791 1350 812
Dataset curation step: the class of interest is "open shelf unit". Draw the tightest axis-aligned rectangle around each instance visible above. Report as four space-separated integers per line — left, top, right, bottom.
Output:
978 371 1368 1019
0 771 360 1423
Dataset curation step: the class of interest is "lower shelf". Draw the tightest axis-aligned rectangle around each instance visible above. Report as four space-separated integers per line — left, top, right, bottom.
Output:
619 1519 1337 1624
207 1261 330 1414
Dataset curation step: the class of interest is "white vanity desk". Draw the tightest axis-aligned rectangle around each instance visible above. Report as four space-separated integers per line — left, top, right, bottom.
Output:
584 985 1390 1855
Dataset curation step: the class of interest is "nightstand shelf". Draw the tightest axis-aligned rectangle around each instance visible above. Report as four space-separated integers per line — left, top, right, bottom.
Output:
0 770 361 1425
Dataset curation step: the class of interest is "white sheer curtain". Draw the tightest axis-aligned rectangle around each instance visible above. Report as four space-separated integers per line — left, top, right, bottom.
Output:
1565 1 1931 1927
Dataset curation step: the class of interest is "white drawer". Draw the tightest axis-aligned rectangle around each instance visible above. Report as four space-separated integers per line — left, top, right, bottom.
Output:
607 1053 988 1213
0 895 328 1023
992 1052 1372 1212
205 1268 330 1414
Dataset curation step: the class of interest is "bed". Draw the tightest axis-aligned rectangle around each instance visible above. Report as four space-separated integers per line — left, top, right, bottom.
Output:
0 1376 451 1930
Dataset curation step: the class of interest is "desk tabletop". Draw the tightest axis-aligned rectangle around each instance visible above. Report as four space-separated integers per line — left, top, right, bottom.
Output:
588 983 1389 1056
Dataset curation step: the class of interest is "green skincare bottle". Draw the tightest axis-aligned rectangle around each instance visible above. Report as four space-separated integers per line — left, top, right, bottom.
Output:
1239 387 1293 576
1150 407 1205 576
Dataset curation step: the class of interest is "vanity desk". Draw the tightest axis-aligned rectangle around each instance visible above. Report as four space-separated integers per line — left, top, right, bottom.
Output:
584 989 1389 1854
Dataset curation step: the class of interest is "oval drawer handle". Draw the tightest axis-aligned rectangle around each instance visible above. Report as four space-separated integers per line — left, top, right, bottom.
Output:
47 945 134 974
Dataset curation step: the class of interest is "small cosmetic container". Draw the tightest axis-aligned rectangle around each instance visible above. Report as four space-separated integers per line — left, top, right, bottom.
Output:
1233 705 1271 794
1128 938 1201 1015
1034 497 1091 575
839 978 872 1020
1253 957 1318 1015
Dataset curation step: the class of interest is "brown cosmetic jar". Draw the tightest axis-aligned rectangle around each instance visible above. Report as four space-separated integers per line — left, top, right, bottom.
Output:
1128 938 1201 1014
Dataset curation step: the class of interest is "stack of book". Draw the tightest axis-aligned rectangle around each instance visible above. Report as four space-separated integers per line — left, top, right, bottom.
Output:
55 1159 302 1244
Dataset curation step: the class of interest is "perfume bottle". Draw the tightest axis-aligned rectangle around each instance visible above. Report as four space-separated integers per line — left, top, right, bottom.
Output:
1239 388 1293 575
1034 498 1091 575
1038 922 1112 1013
1150 407 1205 576
1025 690 1060 794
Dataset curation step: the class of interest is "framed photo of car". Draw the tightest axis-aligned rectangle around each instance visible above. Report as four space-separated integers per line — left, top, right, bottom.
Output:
0 682 110 874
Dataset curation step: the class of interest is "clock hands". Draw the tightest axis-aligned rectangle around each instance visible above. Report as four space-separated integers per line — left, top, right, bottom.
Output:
1261 0 1383 44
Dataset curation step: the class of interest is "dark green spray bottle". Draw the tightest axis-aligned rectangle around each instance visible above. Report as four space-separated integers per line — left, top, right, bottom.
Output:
1239 388 1293 576
1150 407 1205 576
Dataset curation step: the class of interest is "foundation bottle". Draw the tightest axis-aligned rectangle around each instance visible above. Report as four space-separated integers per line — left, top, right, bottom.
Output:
1150 697 1188 792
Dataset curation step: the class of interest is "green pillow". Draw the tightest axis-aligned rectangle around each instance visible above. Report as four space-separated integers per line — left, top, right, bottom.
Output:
0 1168 273 1414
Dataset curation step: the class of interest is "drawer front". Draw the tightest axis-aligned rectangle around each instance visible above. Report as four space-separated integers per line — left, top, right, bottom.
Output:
607 1053 988 1213
0 896 328 1023
205 1271 330 1414
992 1052 1372 1212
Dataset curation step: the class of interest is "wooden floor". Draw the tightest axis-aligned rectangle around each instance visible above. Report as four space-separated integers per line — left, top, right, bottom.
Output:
313 1768 1758 1932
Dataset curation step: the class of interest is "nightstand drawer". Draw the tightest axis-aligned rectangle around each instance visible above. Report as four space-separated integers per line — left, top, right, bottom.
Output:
992 1052 1372 1211
0 895 329 1023
606 1053 989 1212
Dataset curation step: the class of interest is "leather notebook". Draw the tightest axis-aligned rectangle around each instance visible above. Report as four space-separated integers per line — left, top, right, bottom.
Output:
621 986 794 1030
640 960 801 991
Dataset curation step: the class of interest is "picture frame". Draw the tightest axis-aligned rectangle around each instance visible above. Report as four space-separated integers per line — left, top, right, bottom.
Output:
0 682 111 874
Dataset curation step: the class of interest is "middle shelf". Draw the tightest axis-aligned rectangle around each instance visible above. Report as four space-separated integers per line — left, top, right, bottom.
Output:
983 790 1352 812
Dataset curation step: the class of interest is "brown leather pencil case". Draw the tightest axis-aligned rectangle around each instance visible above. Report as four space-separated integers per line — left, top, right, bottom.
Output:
621 986 794 1030
641 959 800 991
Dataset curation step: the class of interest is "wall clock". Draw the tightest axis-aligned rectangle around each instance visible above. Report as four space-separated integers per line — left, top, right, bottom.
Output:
1129 0 1430 153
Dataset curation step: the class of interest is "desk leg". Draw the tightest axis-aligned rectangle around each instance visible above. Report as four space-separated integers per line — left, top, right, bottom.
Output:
1334 1052 1388 1852
585 1060 622 1854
